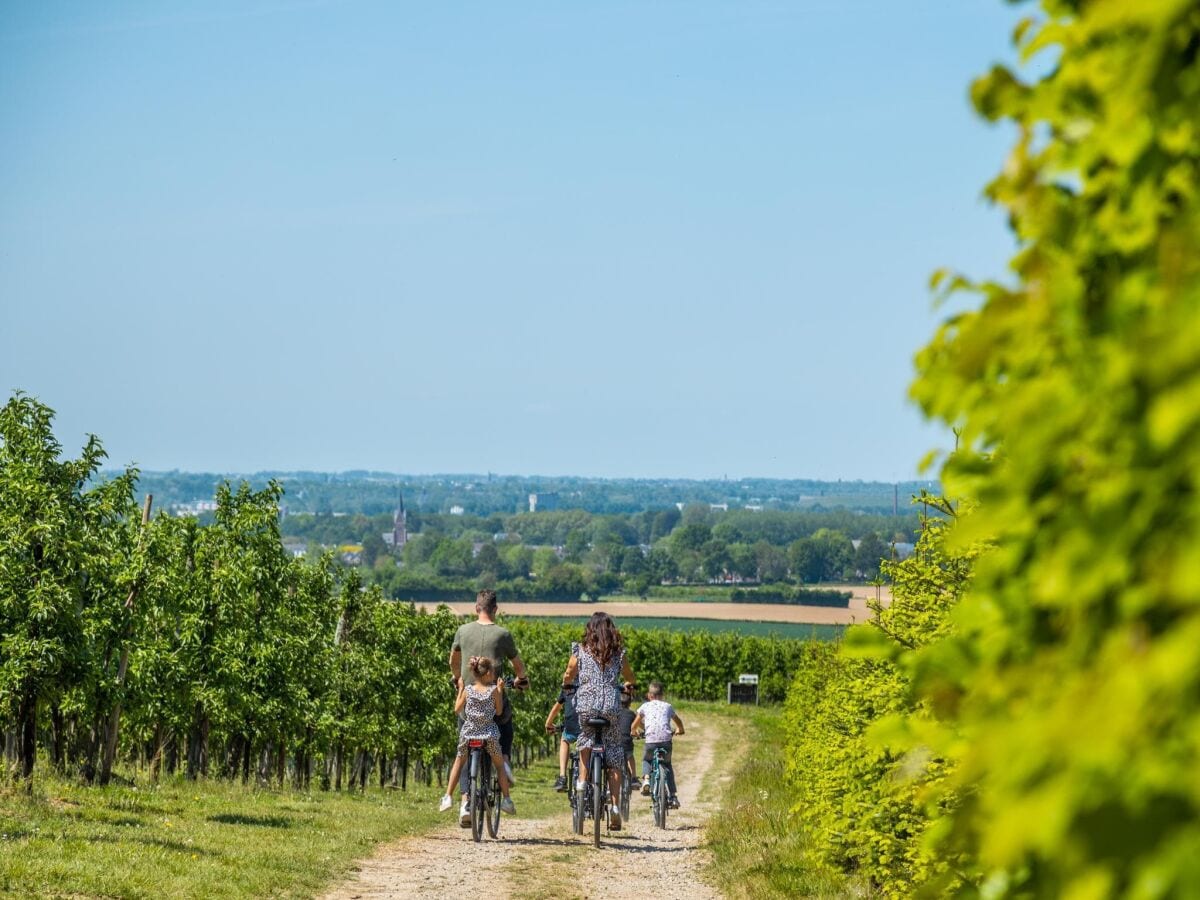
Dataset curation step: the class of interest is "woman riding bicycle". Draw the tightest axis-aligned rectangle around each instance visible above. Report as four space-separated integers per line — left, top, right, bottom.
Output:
561 612 636 830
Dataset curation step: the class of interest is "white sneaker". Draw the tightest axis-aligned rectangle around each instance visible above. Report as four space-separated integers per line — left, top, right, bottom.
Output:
500 797 516 815
504 760 516 785
575 778 587 793
459 798 470 827
438 794 452 812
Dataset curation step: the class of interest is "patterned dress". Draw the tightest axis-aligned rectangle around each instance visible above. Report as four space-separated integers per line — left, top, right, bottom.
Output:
456 683 502 759
571 641 626 769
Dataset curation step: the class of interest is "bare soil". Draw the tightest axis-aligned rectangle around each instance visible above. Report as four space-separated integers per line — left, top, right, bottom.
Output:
443 586 891 627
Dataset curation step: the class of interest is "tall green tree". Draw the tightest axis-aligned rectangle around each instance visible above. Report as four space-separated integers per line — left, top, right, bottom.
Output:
0 394 135 780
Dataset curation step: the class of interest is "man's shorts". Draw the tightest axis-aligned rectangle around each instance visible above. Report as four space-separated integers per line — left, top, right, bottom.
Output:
562 731 579 744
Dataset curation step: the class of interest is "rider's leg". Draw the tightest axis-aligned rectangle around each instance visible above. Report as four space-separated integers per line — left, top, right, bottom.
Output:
446 750 467 797
661 743 678 796
499 717 514 761
578 746 591 783
488 747 511 796
456 713 469 799
607 767 622 806
558 738 569 777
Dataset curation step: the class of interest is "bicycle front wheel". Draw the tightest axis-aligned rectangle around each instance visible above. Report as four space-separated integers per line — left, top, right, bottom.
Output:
619 768 631 821
486 762 501 838
570 757 584 835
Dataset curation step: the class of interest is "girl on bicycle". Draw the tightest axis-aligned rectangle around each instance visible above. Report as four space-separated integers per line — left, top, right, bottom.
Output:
561 612 636 829
440 656 516 815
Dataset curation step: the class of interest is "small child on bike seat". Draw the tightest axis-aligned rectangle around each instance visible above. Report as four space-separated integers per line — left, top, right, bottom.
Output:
545 681 580 792
617 689 638 789
631 681 685 809
440 656 516 815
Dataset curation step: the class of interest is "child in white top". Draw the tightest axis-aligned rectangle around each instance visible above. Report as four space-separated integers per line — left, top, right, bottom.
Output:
631 680 685 808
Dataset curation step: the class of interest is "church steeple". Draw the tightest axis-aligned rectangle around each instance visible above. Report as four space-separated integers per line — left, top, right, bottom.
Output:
392 491 408 549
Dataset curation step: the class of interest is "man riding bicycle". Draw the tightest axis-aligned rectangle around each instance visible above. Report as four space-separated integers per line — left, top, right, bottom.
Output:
449 589 529 826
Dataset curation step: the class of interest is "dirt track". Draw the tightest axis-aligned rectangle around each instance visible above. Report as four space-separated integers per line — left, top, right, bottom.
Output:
322 712 740 900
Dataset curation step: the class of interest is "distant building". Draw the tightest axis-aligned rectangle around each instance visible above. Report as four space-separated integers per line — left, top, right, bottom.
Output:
338 544 364 566
283 540 307 559
529 492 560 513
710 503 729 512
450 505 465 516
892 542 916 560
172 499 218 517
744 504 764 512
382 493 408 550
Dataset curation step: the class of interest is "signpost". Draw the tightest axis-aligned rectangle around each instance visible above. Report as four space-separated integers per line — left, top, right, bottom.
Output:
727 673 759 705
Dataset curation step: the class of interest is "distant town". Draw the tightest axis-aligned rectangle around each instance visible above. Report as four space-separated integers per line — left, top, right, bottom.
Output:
115 471 932 603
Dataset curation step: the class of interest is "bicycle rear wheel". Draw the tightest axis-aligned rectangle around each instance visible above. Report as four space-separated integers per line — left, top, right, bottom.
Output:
470 752 485 842
654 766 668 829
592 756 604 848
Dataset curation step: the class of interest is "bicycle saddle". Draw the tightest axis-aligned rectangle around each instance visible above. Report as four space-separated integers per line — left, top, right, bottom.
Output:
585 717 609 728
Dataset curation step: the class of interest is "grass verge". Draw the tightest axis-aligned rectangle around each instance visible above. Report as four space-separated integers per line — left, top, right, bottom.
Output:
705 706 867 899
0 750 563 899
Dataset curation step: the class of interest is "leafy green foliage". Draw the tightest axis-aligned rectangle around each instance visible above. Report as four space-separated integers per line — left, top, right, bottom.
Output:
784 518 977 896
0 393 137 778
905 3 1200 895
781 3 1200 897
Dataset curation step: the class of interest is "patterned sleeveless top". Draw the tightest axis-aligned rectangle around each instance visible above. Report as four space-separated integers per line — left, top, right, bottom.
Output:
461 683 500 740
572 641 624 716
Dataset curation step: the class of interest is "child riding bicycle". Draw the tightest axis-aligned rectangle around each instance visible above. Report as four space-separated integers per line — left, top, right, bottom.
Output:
617 688 638 789
544 681 580 792
631 680 684 809
440 656 516 815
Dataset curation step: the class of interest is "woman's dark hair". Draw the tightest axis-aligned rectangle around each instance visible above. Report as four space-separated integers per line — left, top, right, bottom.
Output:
582 612 623 669
468 655 494 679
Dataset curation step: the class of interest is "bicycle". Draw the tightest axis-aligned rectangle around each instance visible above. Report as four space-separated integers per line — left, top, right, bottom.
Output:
619 758 633 822
466 736 501 842
552 724 583 832
640 730 680 830
465 675 523 842
580 715 617 848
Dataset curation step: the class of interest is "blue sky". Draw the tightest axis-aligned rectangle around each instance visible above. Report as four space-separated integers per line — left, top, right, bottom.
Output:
1 1 1021 480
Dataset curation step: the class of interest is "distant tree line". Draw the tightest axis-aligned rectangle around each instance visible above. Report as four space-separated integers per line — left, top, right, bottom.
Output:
125 469 935 518
318 504 919 603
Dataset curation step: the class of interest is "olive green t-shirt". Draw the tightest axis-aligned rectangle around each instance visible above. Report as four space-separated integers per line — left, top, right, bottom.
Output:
452 621 519 684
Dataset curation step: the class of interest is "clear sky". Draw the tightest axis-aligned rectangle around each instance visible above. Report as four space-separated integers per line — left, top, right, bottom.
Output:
1 1 1020 480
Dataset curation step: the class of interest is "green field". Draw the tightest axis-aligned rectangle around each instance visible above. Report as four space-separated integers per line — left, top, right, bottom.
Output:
508 615 843 641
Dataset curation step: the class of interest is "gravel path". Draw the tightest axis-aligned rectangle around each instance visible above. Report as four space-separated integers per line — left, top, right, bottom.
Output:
323 714 735 900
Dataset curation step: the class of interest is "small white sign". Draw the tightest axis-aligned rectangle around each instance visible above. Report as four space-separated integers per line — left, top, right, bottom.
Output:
738 674 759 685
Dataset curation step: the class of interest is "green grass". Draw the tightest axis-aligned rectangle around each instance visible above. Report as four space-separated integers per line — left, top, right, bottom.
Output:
0 750 563 899
510 615 844 641
705 706 868 899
